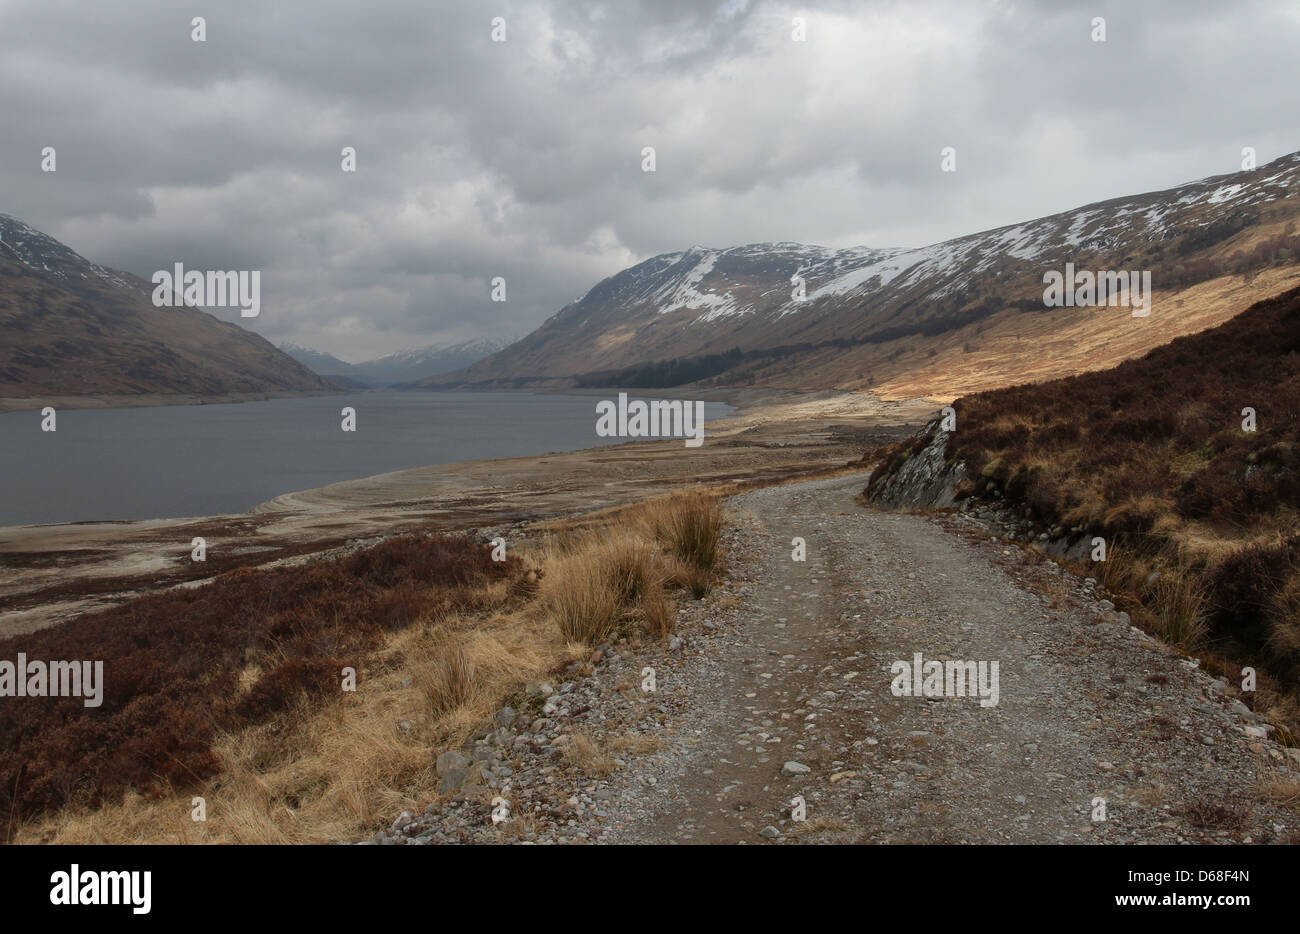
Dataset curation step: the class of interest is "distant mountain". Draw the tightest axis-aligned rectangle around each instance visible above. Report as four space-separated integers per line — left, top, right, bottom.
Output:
355 336 518 385
430 152 1300 399
0 214 333 399
278 343 369 384
281 336 517 386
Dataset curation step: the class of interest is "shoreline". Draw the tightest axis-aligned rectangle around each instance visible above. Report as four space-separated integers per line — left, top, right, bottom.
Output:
0 383 921 416
0 388 345 415
0 390 937 637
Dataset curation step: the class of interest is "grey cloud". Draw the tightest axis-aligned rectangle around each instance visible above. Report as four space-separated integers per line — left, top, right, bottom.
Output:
1 0 1297 360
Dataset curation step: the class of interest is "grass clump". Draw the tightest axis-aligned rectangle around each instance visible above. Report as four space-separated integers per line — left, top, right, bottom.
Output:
649 491 724 571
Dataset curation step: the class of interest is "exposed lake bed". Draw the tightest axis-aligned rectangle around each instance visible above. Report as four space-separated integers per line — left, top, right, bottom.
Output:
1 390 735 526
0 389 935 636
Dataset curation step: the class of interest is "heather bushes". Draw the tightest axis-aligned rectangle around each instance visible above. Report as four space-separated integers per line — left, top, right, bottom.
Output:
949 285 1300 528
5 485 736 842
868 284 1300 689
0 534 522 831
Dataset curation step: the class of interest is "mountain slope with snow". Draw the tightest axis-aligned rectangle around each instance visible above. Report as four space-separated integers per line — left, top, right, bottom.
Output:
435 151 1300 398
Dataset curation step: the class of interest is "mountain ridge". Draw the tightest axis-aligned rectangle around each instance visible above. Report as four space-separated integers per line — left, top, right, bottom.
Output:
427 151 1300 399
0 214 334 401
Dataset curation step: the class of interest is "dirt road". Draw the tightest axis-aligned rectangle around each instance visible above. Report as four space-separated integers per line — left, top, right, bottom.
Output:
555 473 1296 844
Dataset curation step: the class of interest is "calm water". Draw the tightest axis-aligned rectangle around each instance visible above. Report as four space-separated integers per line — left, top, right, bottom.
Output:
0 391 733 526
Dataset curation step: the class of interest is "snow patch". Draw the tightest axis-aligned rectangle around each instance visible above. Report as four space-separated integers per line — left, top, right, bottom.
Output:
654 250 742 321
1206 183 1246 205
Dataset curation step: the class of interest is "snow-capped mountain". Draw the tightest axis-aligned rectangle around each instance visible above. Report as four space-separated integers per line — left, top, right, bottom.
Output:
0 213 139 294
438 151 1300 398
0 215 332 399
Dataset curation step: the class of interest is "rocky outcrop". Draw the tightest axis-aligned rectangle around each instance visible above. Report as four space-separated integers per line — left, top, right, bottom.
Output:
865 419 968 510
866 420 1100 562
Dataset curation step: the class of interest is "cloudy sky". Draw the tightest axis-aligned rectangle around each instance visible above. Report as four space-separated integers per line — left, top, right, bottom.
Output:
2 0 1297 361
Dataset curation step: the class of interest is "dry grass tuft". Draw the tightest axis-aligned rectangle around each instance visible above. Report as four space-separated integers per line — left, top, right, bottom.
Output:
566 732 616 777
791 817 851 837
539 491 724 643
1258 772 1300 810
1150 575 1210 648
602 534 660 604
646 491 724 571
668 558 711 599
606 733 667 756
640 580 676 640
542 544 627 645
413 630 476 715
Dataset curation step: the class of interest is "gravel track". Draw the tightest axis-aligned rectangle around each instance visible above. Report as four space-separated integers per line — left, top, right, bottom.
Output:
380 472 1300 845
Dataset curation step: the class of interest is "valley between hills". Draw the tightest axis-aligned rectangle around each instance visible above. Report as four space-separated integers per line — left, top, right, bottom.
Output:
4 155 1300 845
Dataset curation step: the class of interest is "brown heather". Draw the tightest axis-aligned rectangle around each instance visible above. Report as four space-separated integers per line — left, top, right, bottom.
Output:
870 284 1300 709
4 488 724 843
0 534 521 835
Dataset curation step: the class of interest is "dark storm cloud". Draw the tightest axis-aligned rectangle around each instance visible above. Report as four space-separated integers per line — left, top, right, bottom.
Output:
1 0 1296 359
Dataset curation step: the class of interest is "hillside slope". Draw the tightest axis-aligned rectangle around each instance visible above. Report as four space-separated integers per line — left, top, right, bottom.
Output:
867 284 1300 713
0 214 334 399
433 152 1300 399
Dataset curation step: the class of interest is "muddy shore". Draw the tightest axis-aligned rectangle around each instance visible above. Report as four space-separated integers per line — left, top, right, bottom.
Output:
0 389 348 415
0 390 936 637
